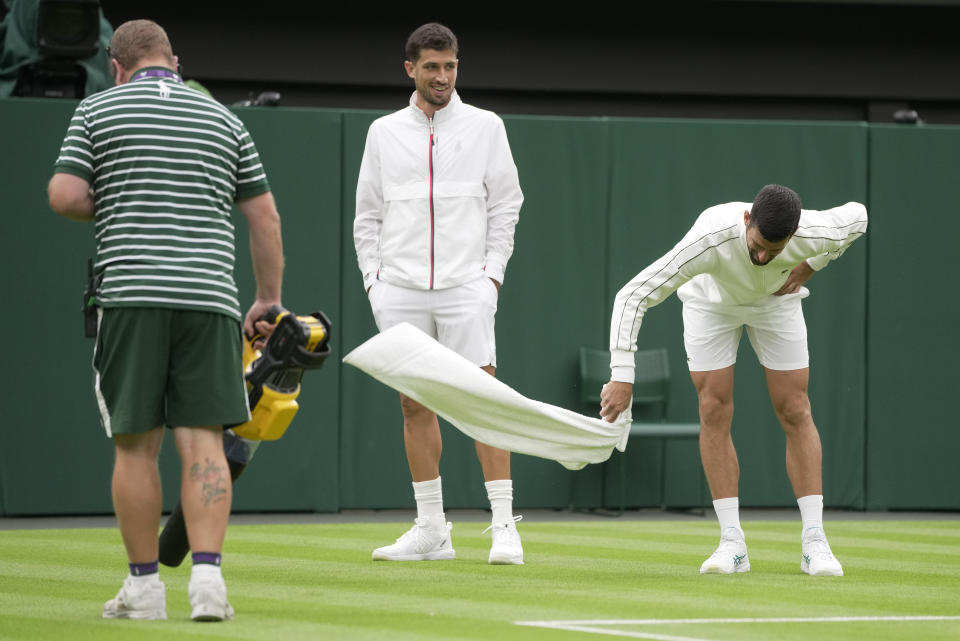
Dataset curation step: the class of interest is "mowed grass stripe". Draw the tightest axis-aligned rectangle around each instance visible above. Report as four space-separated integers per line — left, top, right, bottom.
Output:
1 520 957 641
224 522 960 576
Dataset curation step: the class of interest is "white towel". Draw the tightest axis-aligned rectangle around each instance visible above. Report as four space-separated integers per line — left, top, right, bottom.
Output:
342 322 631 470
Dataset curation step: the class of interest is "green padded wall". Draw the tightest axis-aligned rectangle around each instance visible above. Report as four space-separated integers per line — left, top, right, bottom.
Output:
0 99 109 515
492 115 612 509
604 118 869 509
0 100 344 514
223 106 344 513
865 125 960 509
5 97 957 516
337 109 413 509
337 113 613 510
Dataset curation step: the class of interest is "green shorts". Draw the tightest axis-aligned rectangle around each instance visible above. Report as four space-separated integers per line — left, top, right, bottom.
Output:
92 307 250 436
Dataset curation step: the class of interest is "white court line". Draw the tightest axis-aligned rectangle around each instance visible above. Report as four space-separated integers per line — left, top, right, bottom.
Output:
514 616 960 641
515 622 712 641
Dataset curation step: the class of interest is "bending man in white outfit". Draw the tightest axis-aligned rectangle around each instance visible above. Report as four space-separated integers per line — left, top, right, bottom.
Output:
600 184 867 576
354 22 525 564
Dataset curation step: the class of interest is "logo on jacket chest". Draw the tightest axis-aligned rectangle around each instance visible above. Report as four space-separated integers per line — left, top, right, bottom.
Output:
433 138 463 156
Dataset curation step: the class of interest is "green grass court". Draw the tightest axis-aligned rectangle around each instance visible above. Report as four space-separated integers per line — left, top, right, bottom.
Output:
1 517 958 640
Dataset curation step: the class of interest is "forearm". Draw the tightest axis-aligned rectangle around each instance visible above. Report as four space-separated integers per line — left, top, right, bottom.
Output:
238 192 284 303
249 218 283 303
353 205 383 290
609 258 686 354
354 156 385 289
484 208 519 284
56 208 95 222
483 123 523 284
608 277 657 385
608 247 702 382
48 174 95 221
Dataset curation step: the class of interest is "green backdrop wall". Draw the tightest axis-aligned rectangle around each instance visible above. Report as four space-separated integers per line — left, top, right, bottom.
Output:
604 119 869 510
865 125 960 510
0 98 954 516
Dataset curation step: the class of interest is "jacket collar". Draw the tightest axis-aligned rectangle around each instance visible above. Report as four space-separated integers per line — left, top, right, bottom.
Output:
408 90 461 122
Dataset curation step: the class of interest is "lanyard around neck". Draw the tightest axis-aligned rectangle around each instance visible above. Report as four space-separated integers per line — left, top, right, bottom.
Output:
131 68 183 83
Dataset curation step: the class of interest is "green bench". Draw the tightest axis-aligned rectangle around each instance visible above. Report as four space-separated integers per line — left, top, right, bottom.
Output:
579 346 705 514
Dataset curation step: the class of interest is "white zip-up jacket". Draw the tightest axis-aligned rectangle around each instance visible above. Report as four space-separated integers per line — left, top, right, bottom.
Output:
609 200 868 382
354 91 523 292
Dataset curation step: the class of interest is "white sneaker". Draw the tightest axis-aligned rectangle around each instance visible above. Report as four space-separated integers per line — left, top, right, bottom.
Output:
372 516 455 561
700 527 750 574
103 575 167 620
189 573 235 621
485 515 524 565
801 527 844 576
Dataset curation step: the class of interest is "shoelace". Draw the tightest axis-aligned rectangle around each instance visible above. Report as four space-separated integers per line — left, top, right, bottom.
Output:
804 537 835 559
392 518 447 548
482 514 523 535
710 529 746 558
396 520 427 544
803 529 835 558
713 539 745 557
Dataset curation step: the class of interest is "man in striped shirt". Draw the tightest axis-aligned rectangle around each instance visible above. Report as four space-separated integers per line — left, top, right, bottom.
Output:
600 185 867 578
48 19 284 622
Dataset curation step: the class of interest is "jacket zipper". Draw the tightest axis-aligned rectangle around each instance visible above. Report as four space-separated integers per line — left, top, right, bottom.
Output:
428 116 436 289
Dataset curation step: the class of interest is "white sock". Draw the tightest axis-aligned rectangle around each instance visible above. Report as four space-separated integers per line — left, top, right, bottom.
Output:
413 477 444 520
190 563 222 581
713 497 743 536
798 494 824 533
484 479 514 524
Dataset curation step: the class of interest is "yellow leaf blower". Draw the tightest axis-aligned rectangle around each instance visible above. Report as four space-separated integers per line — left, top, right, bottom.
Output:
158 306 331 567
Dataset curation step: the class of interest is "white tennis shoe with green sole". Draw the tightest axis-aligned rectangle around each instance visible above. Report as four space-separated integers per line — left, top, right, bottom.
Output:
801 527 844 576
700 527 750 574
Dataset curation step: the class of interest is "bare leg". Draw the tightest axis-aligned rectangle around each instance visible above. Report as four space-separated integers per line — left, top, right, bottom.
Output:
403 364 511 482
113 427 165 563
690 366 738 500
173 426 232 554
474 365 511 481
401 395 443 482
764 368 822 498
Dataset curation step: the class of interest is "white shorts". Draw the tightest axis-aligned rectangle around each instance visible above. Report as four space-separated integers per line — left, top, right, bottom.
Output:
368 277 499 368
682 294 809 372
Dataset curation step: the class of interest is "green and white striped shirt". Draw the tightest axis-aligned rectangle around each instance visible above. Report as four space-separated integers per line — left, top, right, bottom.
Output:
53 67 270 320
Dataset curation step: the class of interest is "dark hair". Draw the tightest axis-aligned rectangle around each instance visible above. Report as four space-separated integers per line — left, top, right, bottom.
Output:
405 22 458 63
749 184 801 242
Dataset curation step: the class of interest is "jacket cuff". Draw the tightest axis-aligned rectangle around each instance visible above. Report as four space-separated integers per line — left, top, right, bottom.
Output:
484 257 506 285
610 349 636 383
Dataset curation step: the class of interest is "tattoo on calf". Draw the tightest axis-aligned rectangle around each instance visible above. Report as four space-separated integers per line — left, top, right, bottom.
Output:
189 457 228 506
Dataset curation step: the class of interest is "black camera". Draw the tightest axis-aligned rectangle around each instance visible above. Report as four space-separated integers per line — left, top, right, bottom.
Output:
15 0 102 99
38 0 101 58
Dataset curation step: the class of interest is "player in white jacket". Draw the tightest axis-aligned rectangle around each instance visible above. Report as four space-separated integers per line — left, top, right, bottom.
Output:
601 184 867 577
354 23 525 565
